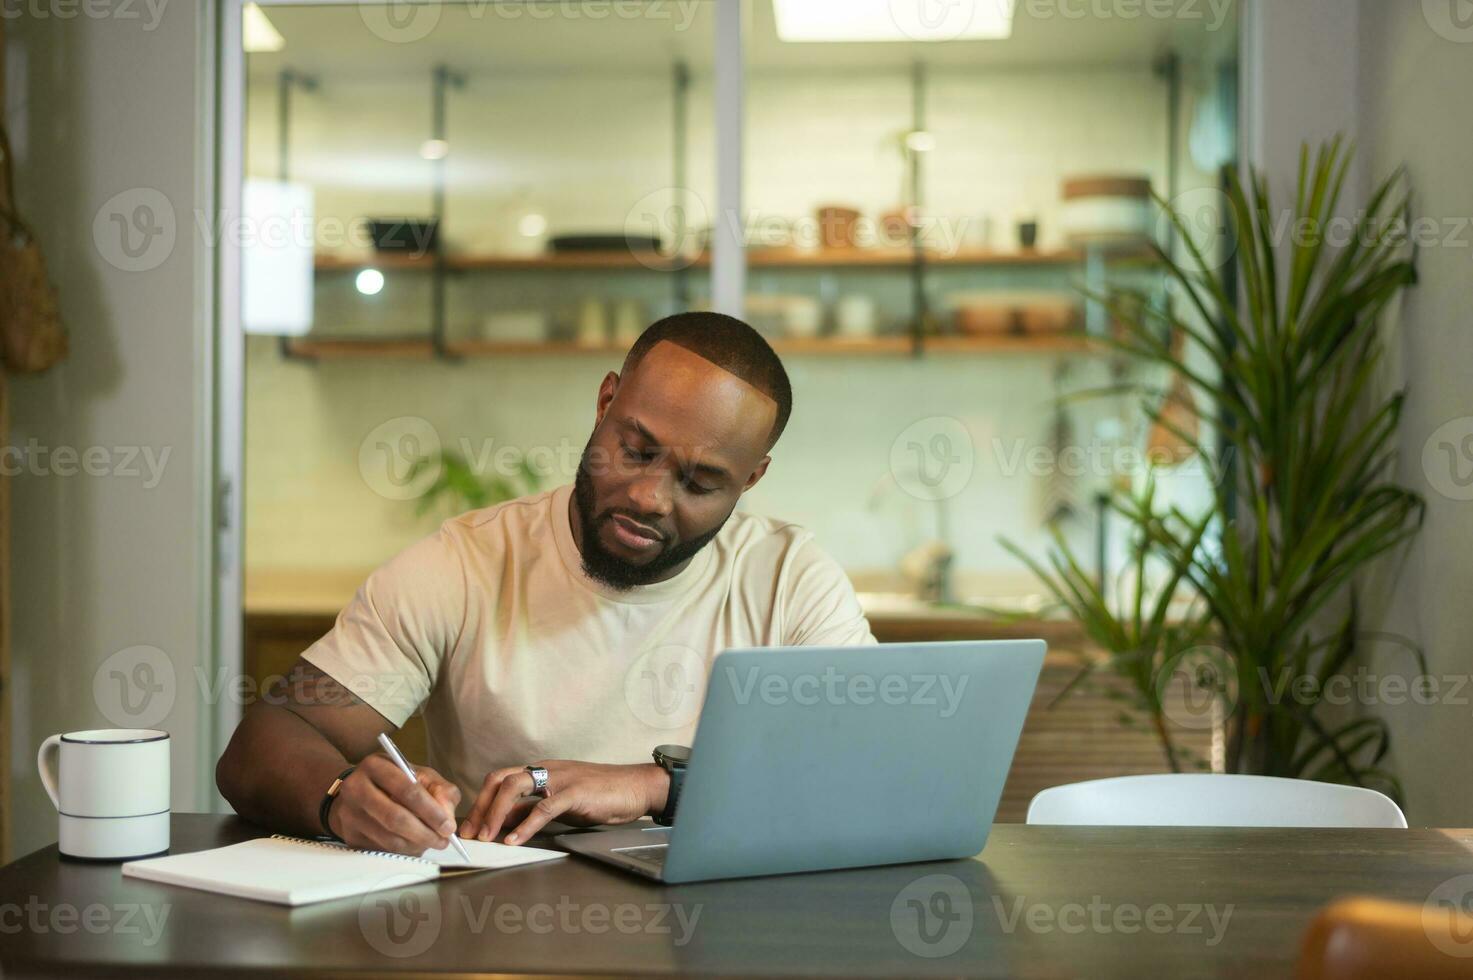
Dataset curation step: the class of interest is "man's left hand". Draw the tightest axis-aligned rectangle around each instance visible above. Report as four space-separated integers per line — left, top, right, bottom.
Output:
458 761 669 845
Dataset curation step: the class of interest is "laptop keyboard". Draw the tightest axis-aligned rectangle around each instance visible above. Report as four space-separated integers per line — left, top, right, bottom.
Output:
614 844 669 869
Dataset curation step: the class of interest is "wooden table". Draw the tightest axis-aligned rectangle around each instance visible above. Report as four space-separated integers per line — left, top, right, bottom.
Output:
1 814 1470 978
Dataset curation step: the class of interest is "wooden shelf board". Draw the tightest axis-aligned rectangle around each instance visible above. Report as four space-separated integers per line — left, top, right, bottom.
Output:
312 246 1116 274
282 337 437 360
278 333 1100 361
924 334 1100 353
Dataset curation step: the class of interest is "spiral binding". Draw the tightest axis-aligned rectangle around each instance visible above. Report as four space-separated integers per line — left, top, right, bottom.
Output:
269 833 434 866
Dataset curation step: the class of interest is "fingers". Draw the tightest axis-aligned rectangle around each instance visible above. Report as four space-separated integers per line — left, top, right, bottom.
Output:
505 795 574 845
416 766 462 814
335 771 446 855
478 770 538 843
357 755 456 850
460 767 530 840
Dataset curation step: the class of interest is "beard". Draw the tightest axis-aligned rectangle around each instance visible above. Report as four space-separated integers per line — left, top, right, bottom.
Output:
571 441 729 591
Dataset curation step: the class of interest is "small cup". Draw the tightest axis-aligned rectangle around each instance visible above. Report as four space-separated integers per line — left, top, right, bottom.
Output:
37 729 170 861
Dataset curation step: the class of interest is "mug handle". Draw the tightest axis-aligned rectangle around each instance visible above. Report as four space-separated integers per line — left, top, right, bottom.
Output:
37 735 62 810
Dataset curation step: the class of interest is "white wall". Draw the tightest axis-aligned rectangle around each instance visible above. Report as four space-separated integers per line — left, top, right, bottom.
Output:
5 7 214 855
1356 0 1473 827
1241 0 1473 826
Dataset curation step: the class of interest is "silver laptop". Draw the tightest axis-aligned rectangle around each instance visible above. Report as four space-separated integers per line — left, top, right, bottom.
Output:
556 640 1044 883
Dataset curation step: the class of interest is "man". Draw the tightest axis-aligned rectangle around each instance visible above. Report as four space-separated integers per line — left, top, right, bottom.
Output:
217 312 875 856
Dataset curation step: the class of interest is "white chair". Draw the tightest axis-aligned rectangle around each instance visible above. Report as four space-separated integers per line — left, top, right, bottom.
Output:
1025 774 1408 828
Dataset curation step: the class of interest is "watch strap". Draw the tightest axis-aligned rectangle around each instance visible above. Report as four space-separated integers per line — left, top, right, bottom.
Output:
319 765 357 840
654 763 684 827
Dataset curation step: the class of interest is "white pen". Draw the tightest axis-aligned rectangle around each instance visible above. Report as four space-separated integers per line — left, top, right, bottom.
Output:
376 732 473 864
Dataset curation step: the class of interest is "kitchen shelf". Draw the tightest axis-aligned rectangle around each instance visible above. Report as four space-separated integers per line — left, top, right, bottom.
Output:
281 334 1101 361
281 338 439 360
312 246 1119 274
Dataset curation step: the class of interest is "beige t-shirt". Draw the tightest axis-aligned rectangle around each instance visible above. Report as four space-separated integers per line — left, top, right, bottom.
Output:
303 483 875 801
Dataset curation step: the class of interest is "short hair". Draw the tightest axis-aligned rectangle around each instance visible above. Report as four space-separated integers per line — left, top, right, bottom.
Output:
622 311 793 449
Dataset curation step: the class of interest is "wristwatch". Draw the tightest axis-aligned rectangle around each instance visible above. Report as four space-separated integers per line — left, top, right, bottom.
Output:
651 744 691 827
319 765 356 840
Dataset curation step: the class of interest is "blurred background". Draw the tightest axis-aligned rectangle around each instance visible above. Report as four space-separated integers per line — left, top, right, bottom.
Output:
6 0 1472 860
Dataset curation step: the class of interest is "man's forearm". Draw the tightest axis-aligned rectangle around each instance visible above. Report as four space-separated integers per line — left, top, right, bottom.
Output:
216 702 355 837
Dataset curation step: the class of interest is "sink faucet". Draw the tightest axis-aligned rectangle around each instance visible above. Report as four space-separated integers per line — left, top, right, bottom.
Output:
868 473 956 605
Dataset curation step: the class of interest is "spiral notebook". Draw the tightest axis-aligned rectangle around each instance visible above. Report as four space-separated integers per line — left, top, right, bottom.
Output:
122 833 566 906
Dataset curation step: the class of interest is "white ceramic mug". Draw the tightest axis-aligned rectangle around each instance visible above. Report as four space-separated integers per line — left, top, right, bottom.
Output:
37 729 170 860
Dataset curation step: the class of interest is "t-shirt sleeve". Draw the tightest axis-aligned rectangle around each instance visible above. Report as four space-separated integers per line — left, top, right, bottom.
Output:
781 536 877 647
301 527 468 728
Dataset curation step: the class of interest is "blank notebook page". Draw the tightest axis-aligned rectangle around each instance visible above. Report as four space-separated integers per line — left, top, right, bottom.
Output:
123 836 434 905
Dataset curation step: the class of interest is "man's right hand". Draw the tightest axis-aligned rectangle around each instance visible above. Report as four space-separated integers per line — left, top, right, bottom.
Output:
326 753 463 855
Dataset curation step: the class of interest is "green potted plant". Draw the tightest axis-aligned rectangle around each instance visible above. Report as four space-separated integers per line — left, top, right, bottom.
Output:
1006 139 1423 799
406 449 543 518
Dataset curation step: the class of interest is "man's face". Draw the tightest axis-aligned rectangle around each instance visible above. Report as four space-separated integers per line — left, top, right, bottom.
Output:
572 341 777 590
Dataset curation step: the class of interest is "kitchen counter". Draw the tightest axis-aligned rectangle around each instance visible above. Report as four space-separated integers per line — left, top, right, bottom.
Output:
242 567 1086 646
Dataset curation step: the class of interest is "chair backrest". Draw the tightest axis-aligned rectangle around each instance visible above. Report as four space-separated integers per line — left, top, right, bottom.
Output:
1026 774 1408 828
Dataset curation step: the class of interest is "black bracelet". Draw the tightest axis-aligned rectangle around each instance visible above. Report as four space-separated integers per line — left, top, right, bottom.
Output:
319 765 357 840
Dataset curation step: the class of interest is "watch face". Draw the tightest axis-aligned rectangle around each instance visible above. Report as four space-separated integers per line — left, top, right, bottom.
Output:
653 744 691 767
